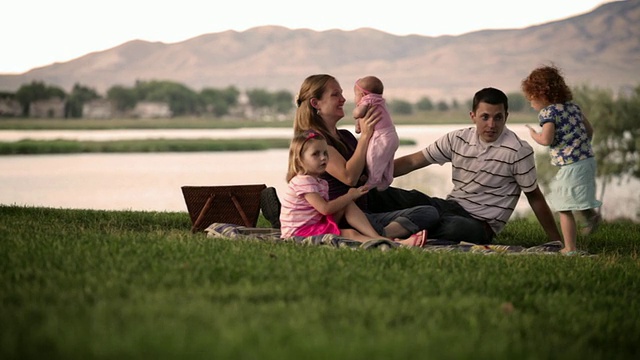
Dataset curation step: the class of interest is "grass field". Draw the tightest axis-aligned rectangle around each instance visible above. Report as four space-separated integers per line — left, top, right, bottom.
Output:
1 205 639 359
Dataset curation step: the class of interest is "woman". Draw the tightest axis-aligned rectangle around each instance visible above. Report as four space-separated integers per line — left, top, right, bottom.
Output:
293 74 439 240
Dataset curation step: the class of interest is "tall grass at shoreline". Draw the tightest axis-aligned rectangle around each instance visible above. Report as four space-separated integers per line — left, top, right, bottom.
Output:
1 205 639 359
0 138 416 155
0 138 293 155
0 111 538 130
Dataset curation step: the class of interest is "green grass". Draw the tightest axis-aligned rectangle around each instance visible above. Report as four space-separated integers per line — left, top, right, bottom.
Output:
1 205 639 359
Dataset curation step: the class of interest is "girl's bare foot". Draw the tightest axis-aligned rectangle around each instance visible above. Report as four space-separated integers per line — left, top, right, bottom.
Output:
560 248 578 256
394 230 427 247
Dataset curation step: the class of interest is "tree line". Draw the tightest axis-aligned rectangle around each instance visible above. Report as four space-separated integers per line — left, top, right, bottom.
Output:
0 80 296 118
1 79 536 119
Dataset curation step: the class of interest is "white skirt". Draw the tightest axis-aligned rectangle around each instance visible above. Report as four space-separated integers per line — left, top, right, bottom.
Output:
548 157 602 211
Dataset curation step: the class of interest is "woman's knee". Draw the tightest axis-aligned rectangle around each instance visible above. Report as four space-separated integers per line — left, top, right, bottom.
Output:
405 205 440 228
390 206 440 234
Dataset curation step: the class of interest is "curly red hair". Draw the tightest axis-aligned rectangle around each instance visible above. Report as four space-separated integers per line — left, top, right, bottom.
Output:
521 64 573 103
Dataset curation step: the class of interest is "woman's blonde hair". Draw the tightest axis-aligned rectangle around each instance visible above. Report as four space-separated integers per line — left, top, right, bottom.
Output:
293 74 347 154
286 130 326 182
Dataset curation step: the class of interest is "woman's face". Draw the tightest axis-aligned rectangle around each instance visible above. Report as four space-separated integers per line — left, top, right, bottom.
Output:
315 79 346 124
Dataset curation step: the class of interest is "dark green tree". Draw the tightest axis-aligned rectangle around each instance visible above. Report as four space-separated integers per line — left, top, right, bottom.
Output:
507 92 528 112
134 80 199 116
389 99 413 115
15 81 66 116
200 86 240 117
272 90 294 114
436 100 449 111
106 85 137 112
67 83 100 118
415 96 434 111
575 85 640 187
246 89 273 108
246 88 295 116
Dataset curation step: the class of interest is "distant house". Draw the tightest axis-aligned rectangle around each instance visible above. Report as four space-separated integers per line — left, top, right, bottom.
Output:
83 99 115 119
29 97 66 118
131 101 172 118
0 98 22 117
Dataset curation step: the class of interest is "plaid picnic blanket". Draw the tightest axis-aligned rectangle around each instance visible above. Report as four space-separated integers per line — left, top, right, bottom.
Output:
203 222 566 255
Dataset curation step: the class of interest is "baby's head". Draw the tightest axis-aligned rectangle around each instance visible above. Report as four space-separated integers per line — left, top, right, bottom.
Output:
354 76 384 103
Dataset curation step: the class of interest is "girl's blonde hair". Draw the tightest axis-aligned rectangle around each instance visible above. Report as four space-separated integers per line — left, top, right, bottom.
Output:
293 74 347 154
286 130 325 182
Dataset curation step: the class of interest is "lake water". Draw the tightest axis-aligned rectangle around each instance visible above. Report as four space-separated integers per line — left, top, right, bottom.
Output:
1 125 637 220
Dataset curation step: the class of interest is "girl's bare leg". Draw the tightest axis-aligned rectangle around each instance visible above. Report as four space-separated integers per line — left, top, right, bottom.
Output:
581 208 597 220
342 202 421 247
340 227 421 247
580 208 601 235
344 202 380 238
340 228 376 243
559 210 577 253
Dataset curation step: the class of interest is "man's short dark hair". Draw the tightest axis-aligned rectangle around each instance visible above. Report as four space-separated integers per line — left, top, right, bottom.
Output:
472 87 509 113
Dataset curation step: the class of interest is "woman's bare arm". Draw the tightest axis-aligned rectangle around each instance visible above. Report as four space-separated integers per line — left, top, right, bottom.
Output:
325 107 380 186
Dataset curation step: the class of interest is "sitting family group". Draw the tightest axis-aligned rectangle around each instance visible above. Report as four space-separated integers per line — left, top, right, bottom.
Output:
264 66 601 255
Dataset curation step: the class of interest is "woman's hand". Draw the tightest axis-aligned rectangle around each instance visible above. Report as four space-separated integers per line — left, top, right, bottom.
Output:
357 106 381 140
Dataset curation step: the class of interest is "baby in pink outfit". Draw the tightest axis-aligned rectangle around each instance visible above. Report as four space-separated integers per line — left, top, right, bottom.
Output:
353 76 399 191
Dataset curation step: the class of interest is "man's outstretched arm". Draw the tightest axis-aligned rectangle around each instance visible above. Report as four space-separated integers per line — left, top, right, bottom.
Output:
525 186 563 242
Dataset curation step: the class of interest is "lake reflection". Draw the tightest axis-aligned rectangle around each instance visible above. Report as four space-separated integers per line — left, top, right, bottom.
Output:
0 125 637 220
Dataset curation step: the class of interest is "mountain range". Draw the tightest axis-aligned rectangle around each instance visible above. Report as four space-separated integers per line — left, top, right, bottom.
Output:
1 0 638 102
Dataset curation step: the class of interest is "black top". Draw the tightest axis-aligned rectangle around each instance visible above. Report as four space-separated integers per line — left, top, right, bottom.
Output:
320 129 369 210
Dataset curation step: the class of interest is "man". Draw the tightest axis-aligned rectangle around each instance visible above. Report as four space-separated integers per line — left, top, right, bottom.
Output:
371 87 562 244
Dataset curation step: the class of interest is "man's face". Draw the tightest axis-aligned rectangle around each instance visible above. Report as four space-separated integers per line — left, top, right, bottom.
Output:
470 102 508 143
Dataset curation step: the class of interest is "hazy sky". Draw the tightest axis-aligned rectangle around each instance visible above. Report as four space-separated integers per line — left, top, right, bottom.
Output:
1 0 616 74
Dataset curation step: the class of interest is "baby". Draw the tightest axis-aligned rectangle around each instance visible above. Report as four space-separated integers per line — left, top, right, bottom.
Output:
352 76 399 191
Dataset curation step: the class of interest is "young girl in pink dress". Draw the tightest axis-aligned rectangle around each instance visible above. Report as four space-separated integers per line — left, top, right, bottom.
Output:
279 130 424 247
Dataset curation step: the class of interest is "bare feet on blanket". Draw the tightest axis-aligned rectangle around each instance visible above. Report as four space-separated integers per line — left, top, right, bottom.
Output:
394 230 427 247
560 248 577 256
